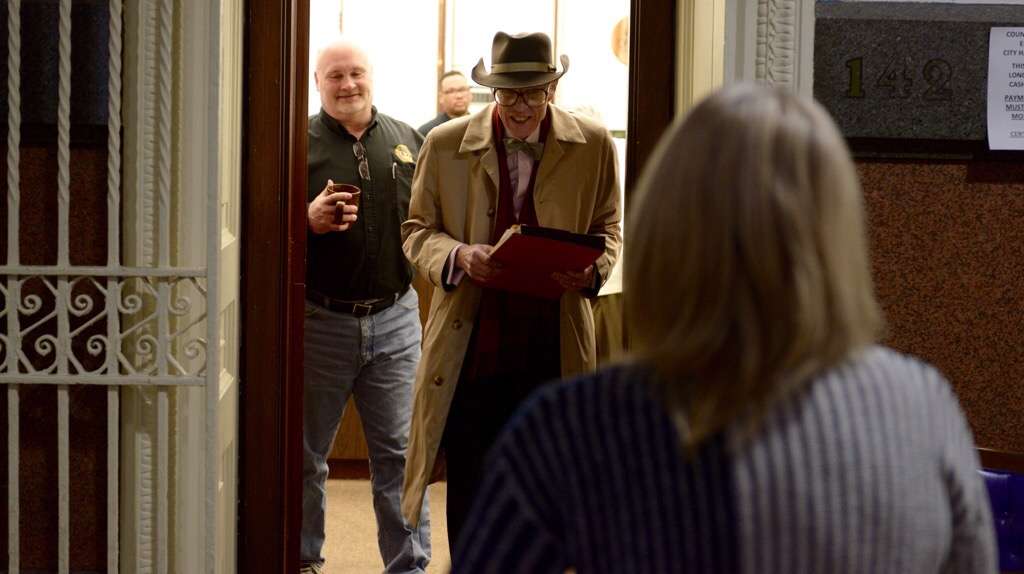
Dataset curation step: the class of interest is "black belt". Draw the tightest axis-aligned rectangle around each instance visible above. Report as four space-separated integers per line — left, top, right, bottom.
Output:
306 288 404 318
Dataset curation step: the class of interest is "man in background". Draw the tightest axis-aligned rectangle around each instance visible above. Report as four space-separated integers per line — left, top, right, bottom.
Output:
418 70 471 135
302 37 430 574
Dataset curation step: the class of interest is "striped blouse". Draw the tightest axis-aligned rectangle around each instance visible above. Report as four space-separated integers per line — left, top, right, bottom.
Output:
453 346 996 573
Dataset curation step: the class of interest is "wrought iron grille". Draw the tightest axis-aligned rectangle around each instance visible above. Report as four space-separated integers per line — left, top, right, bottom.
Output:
2 0 223 571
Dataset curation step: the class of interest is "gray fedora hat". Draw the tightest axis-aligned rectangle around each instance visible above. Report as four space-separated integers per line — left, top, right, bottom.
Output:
471 31 569 89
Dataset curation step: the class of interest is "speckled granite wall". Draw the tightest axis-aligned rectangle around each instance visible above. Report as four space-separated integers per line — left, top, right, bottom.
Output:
0 146 109 571
859 160 1024 452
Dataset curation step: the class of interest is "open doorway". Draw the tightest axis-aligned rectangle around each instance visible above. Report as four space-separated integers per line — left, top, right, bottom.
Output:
307 0 632 468
238 0 678 569
303 4 634 570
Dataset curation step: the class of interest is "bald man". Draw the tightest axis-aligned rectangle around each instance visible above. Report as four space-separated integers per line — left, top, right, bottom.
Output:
302 39 429 574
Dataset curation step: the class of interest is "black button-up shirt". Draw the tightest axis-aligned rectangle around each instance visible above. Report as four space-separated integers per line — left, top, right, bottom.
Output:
418 111 453 136
306 107 422 300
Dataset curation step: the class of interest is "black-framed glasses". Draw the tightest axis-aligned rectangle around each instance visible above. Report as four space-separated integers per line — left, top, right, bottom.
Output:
353 141 370 181
493 87 549 107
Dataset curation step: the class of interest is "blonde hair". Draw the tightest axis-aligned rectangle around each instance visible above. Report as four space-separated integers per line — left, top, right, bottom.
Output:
626 84 883 448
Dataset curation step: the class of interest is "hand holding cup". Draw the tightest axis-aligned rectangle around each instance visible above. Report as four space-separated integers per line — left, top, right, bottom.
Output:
308 179 360 234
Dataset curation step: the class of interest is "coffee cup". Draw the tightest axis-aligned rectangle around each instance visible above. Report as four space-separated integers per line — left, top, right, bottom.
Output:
331 183 361 224
331 183 361 206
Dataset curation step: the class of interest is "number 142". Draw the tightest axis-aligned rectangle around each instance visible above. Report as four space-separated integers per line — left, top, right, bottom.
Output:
845 56 952 101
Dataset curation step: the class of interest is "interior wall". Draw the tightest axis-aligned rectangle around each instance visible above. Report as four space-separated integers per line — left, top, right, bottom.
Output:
555 0 630 132
718 0 1024 454
859 160 1024 452
308 0 439 129
445 0 556 91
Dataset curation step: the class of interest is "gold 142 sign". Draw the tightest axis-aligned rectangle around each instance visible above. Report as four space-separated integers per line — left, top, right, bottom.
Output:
845 57 953 101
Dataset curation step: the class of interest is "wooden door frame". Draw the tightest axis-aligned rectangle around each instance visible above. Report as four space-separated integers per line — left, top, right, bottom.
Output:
237 0 309 570
237 0 675 568
626 0 676 194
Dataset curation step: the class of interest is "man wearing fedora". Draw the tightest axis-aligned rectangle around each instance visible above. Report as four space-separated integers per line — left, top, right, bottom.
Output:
400 31 622 549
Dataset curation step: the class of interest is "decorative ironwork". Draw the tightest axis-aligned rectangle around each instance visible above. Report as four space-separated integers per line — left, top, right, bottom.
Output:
2 0 223 568
0 272 208 385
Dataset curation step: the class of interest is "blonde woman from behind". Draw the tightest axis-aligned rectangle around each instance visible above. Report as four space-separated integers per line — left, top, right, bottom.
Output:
452 83 997 574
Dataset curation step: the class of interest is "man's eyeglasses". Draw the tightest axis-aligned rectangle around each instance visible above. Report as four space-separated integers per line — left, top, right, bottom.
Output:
353 141 370 181
493 87 549 107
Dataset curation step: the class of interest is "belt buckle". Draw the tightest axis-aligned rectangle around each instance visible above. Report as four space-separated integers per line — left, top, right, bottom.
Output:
353 302 374 317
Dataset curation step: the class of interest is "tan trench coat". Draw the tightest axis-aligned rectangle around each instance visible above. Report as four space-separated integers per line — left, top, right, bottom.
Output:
400 104 622 526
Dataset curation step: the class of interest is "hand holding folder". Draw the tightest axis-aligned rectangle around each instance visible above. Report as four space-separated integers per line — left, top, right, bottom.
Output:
479 224 605 299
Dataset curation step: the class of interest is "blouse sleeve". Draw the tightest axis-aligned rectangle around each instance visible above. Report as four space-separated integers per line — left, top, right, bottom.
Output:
452 411 570 573
932 373 998 574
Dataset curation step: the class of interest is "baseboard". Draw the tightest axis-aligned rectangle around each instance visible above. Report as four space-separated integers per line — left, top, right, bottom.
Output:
979 447 1024 474
328 458 371 479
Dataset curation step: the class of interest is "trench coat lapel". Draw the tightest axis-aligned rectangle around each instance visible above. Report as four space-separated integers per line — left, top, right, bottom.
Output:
536 106 587 197
459 105 501 197
479 148 500 198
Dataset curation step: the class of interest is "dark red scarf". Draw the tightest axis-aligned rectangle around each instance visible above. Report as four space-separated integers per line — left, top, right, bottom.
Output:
488 107 549 240
466 107 553 379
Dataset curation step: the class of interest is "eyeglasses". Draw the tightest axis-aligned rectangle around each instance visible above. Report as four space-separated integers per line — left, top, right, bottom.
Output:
493 87 549 107
353 141 370 181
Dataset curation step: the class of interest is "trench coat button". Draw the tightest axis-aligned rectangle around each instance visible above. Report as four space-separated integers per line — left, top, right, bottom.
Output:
486 207 495 217
432 375 444 386
452 319 463 330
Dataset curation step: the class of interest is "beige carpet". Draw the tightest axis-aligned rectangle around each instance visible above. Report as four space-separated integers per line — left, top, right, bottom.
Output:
323 480 450 573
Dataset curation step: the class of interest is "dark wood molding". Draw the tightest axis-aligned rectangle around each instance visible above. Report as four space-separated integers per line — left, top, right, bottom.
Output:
238 0 309 571
979 447 1024 474
625 0 676 197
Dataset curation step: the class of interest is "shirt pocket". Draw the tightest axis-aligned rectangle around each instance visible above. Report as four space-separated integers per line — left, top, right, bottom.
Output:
391 149 417 221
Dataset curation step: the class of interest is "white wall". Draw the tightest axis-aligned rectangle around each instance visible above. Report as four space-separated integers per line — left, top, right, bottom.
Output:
446 0 556 83
308 1 342 117
308 0 439 129
555 0 630 132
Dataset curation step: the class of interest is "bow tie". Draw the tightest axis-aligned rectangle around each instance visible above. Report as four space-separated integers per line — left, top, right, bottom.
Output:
503 138 544 160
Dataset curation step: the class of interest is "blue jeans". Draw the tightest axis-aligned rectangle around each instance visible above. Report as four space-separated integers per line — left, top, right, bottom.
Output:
301 288 431 573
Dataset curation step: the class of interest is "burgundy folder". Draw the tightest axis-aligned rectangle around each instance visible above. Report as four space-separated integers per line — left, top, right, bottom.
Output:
481 224 605 299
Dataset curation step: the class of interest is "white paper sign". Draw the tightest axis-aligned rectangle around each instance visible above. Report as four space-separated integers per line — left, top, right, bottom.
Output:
988 28 1024 150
